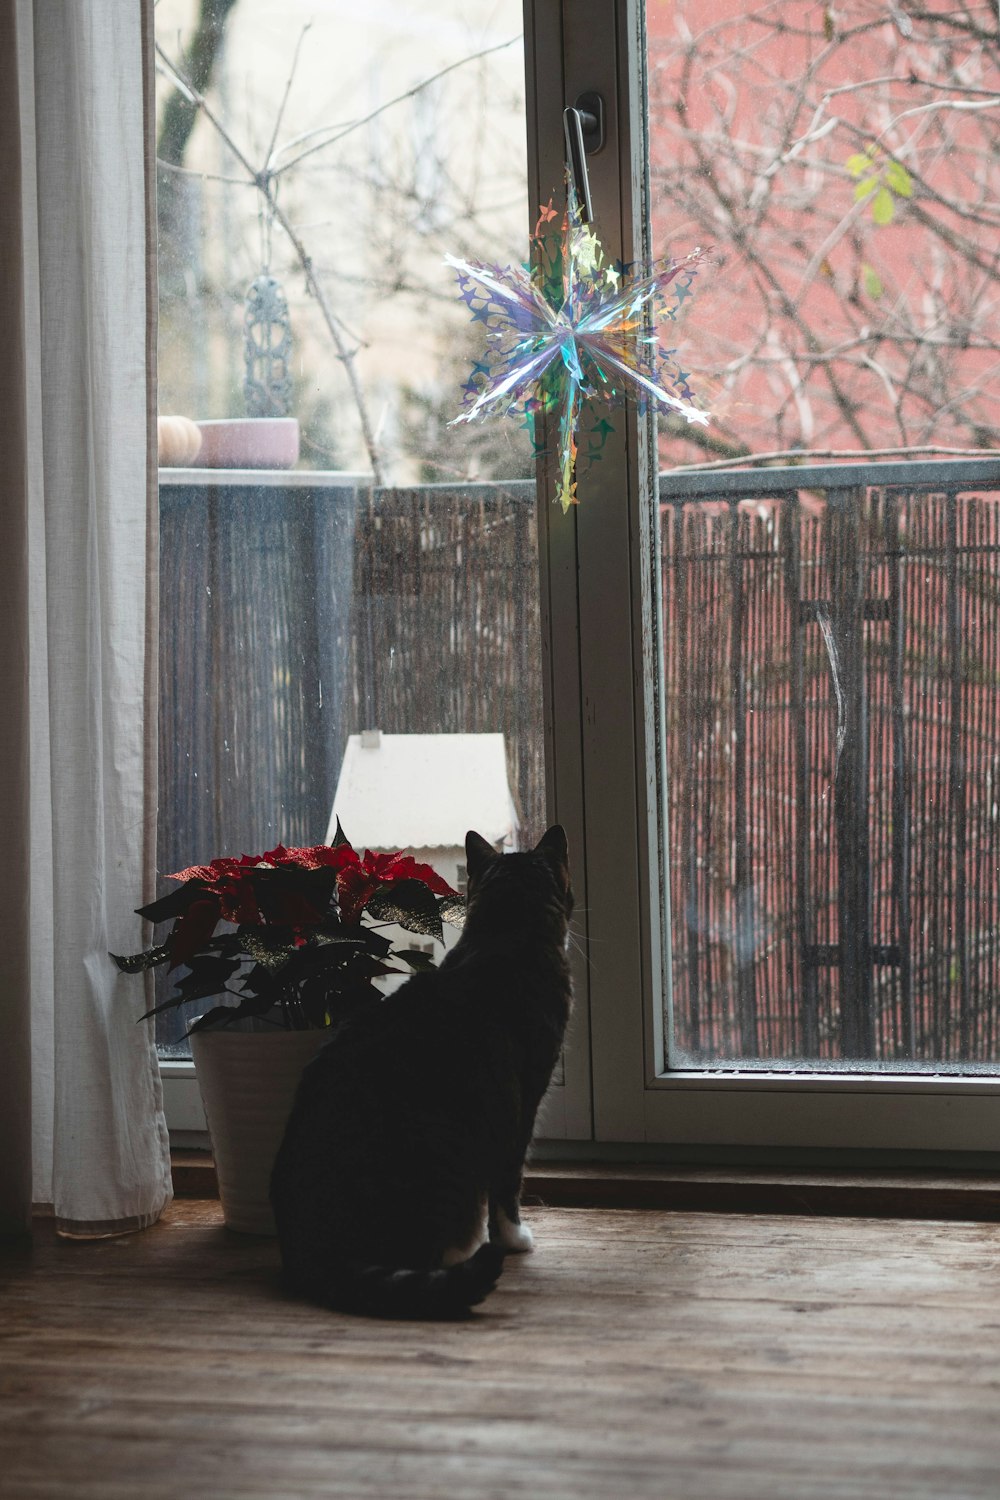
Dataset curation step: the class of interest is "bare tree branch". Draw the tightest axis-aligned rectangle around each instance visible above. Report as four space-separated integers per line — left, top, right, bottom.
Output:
154 38 386 484
649 0 999 465
269 34 522 178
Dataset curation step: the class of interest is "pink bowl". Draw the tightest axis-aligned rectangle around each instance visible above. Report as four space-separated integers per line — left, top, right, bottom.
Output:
193 418 300 470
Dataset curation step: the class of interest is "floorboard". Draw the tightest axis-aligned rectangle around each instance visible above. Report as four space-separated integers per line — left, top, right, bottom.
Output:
2 1202 999 1499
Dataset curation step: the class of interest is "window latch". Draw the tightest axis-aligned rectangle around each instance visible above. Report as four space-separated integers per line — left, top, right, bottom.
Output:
563 92 605 225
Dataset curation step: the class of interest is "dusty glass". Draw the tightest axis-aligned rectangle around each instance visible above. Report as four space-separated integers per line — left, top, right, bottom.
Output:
648 1 1000 1069
154 2 545 1053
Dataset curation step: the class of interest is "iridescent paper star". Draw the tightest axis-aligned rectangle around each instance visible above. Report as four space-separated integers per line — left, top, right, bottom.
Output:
447 184 709 511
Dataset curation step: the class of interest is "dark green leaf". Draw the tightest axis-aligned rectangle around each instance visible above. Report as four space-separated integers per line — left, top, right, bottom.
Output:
330 817 351 849
366 879 444 941
171 957 241 1007
187 1004 246 1033
138 991 195 1022
205 932 245 959
357 926 392 957
236 963 283 999
136 881 211 924
311 924 373 947
348 953 399 980
297 942 364 972
137 955 242 1021
163 977 237 1010
110 943 172 974
177 953 241 985
297 974 347 1028
305 924 391 956
439 895 467 929
187 991 283 1034
396 948 438 973
238 927 297 970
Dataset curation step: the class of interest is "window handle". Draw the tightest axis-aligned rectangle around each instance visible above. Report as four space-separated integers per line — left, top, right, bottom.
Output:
563 92 604 225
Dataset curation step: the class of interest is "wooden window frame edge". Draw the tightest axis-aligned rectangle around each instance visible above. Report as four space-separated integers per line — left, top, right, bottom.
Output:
160 2 1000 1163
170 1148 1000 1220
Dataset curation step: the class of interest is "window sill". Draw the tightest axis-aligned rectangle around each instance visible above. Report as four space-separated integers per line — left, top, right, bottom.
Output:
171 1152 1000 1221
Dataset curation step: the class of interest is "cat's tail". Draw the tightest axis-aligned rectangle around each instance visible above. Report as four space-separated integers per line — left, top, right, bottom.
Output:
287 1242 506 1320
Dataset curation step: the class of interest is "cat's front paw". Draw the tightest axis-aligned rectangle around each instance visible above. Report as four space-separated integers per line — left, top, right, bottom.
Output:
494 1209 534 1254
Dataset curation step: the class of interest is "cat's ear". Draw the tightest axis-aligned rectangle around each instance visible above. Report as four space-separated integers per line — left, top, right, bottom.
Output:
534 824 570 886
465 830 500 883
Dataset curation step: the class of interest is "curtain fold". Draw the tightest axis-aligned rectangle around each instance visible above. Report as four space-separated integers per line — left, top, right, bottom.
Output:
0 0 34 1240
0 0 171 1237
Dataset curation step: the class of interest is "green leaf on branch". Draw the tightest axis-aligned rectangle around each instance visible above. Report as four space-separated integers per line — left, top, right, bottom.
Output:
846 144 911 225
885 160 913 198
871 187 895 225
862 263 884 299
846 153 875 178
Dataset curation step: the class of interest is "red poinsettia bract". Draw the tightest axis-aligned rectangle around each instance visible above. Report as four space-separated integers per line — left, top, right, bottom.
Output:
163 841 456 967
336 849 455 925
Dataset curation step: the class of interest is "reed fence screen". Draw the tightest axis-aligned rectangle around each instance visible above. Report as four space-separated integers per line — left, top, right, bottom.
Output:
348 483 545 843
156 476 544 1051
158 462 1000 1069
662 465 1000 1070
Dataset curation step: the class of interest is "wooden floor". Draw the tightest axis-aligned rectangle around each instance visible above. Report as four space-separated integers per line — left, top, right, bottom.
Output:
2 1201 999 1500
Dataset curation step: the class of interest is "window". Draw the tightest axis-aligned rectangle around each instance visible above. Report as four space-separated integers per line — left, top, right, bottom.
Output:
642 0 999 1150
153 0 554 1127
157 0 1000 1157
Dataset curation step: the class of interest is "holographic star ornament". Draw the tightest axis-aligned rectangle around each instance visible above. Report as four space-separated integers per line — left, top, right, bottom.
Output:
447 182 709 511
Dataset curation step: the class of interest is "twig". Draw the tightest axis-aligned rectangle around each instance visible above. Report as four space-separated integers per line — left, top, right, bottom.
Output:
270 34 522 177
264 22 312 172
156 156 255 188
154 40 385 484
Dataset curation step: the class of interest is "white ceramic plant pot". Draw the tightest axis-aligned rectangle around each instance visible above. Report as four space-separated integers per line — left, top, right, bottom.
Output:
193 417 300 470
190 1027 329 1235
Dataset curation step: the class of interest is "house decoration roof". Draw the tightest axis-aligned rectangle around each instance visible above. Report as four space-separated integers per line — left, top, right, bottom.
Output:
327 732 519 851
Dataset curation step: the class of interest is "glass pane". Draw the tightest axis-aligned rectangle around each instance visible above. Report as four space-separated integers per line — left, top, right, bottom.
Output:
647 2 1000 1070
153 3 543 1053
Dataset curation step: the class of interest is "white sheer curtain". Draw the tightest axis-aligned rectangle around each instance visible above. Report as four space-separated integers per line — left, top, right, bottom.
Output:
0 0 171 1236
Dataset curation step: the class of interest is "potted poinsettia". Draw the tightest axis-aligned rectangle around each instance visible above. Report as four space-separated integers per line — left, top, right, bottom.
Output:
113 824 462 1233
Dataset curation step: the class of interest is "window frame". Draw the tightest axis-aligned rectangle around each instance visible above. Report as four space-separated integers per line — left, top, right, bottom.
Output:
528 0 1000 1159
160 0 1000 1164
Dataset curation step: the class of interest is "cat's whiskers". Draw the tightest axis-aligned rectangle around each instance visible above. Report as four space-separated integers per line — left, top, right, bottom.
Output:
565 929 591 968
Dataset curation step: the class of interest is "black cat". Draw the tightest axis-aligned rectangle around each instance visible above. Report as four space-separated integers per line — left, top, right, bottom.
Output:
270 825 573 1318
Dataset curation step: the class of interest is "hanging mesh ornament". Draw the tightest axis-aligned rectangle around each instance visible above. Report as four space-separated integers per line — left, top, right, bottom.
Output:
243 274 293 417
